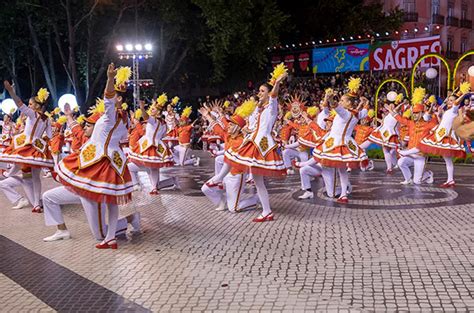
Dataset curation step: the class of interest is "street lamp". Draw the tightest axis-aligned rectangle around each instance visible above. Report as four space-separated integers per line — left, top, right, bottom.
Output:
116 42 153 108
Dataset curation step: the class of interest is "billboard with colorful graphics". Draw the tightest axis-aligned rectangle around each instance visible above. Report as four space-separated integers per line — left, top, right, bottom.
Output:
311 44 370 74
271 50 313 76
370 36 441 71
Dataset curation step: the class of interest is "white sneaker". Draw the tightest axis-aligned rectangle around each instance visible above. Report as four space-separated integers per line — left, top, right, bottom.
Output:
367 160 374 171
298 191 314 199
194 157 201 167
286 169 295 175
12 197 30 210
215 201 226 211
43 230 71 242
130 212 141 233
400 179 413 185
346 167 352 173
425 170 434 184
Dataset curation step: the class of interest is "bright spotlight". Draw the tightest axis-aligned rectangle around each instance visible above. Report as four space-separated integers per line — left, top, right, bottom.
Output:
116 44 124 51
58 94 78 112
144 43 152 51
1 99 16 115
135 44 143 51
125 44 133 51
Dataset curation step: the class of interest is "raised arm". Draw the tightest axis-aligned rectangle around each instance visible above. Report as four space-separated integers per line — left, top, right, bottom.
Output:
3 81 23 108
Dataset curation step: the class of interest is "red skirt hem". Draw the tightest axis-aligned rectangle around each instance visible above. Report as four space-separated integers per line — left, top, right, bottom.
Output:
224 158 286 178
417 143 466 158
59 178 132 205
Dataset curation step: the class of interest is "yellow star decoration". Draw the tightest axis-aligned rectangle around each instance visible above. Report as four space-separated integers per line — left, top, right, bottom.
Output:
335 49 346 63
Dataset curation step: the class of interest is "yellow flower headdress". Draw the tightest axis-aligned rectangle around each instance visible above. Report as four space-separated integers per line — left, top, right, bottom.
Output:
411 87 426 105
180 106 192 120
35 88 50 104
88 98 105 114
346 77 361 98
157 93 168 107
57 115 67 125
284 111 292 120
306 106 319 118
395 93 404 104
77 114 85 124
171 96 180 106
134 109 143 120
114 67 132 92
269 63 288 86
458 81 471 96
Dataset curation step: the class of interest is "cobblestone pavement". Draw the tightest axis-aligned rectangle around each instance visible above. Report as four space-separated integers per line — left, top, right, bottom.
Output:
0 152 473 312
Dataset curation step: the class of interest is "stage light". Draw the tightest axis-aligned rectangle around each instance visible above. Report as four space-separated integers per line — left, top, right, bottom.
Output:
387 91 398 102
1 99 16 115
144 43 152 51
426 68 438 79
116 44 124 51
125 44 133 51
58 94 78 112
424 26 429 31
414 28 418 33
385 32 389 36
350 36 354 40
135 44 143 51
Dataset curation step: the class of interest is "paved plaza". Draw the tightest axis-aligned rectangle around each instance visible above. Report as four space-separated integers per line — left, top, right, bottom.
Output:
0 152 473 312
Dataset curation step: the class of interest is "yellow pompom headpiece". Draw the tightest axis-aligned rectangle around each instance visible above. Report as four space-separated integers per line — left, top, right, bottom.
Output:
35 88 50 104
330 109 337 117
411 87 426 105
171 96 180 106
395 93 404 104
346 77 361 98
53 107 61 115
428 95 437 105
88 98 105 114
223 100 230 108
367 109 375 118
57 115 67 125
269 63 288 86
134 109 143 120
403 109 412 119
121 103 128 111
157 93 168 107
181 106 192 120
114 67 132 92
77 114 85 124
284 111 292 120
458 81 471 95
44 111 52 118
234 99 257 118
325 88 333 95
16 117 23 126
306 106 319 117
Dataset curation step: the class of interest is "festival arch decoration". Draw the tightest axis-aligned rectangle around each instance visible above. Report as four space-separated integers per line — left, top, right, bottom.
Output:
452 49 474 89
410 53 451 94
374 78 409 126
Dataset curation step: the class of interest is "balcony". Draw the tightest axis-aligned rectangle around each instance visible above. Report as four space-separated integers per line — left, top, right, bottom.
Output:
460 19 472 29
446 16 460 27
432 14 445 25
445 51 460 59
403 12 419 22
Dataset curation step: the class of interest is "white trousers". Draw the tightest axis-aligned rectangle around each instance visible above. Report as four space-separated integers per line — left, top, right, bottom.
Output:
397 148 431 184
43 186 82 226
214 155 225 176
127 163 176 190
0 176 34 204
7 165 42 207
73 196 128 240
382 146 398 170
300 163 322 190
320 167 351 197
173 145 196 166
283 148 309 168
202 173 258 212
